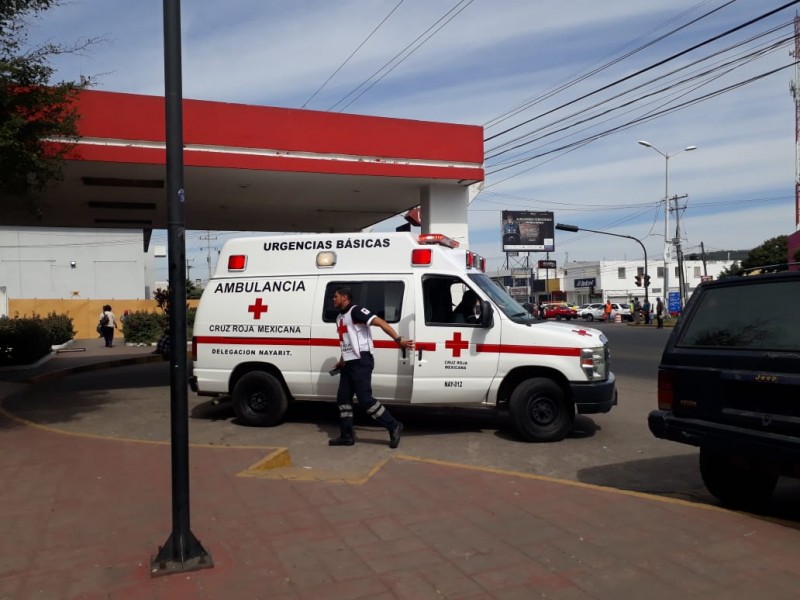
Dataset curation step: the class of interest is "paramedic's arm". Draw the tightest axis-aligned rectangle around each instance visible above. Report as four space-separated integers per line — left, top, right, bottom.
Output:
371 317 414 349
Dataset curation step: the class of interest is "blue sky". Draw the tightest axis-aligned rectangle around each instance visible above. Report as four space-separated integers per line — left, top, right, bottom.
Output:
24 0 799 277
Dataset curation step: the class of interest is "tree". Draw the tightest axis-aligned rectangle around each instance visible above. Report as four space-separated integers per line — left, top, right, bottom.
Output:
186 279 203 299
1 1 95 214
716 261 741 280
740 235 788 274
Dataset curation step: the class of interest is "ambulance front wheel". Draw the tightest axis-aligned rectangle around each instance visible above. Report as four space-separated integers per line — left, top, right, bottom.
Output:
509 378 574 442
232 371 288 426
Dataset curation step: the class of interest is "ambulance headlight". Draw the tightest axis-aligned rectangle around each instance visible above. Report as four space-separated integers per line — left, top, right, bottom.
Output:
316 251 337 268
580 347 607 381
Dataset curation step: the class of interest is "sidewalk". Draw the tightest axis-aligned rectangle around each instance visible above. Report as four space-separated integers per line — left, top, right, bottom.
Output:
0 338 163 385
1 342 800 598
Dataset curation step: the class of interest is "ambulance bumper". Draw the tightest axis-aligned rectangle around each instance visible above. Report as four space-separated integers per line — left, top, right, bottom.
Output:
570 372 617 414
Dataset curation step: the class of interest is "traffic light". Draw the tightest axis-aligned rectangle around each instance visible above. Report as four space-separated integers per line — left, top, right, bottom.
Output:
644 274 651 287
634 274 642 287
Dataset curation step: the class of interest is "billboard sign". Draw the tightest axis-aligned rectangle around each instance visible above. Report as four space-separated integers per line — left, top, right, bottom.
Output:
502 211 555 252
538 260 556 269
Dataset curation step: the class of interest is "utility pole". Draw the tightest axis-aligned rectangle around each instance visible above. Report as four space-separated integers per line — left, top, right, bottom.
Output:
186 257 194 282
791 14 800 231
200 231 217 283
673 195 689 309
700 241 708 276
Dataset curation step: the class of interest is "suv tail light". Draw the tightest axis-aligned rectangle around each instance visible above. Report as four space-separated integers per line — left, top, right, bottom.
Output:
657 368 674 411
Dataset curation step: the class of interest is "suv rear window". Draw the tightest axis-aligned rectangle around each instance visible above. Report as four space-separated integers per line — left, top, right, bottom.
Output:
677 280 800 350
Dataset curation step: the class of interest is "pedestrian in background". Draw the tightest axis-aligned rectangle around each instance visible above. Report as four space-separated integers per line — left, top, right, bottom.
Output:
98 304 117 347
604 299 613 322
633 297 642 324
656 297 664 329
329 286 413 448
642 298 651 325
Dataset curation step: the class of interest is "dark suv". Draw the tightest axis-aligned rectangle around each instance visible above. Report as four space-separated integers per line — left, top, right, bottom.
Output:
648 271 800 510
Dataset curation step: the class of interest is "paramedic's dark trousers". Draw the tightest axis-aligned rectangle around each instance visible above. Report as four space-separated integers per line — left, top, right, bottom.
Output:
336 352 398 437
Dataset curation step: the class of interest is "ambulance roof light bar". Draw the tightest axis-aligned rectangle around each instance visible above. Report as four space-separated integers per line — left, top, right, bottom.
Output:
418 233 459 248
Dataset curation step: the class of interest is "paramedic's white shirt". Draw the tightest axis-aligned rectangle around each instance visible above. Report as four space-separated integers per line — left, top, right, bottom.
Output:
337 305 376 361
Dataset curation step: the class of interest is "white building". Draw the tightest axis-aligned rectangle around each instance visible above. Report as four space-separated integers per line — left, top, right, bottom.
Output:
559 258 737 305
0 227 157 303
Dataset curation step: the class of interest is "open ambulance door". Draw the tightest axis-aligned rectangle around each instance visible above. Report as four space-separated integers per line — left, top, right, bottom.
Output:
410 274 501 405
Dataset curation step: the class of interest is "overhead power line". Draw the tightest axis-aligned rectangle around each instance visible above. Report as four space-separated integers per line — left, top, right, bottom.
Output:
328 0 475 112
486 23 792 162
301 0 405 109
484 0 738 131
484 0 800 144
485 61 796 178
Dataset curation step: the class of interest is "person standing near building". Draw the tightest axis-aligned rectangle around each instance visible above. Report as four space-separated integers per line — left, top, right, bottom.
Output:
329 287 413 448
604 299 613 323
642 298 651 325
655 297 664 329
98 304 117 347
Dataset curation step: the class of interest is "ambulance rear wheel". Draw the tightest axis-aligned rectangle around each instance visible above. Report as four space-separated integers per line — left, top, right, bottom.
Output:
232 371 288 426
509 378 574 442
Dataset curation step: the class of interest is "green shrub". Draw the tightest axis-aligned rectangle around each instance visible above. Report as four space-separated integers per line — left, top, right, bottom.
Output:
121 311 163 344
121 308 195 344
0 315 52 366
42 311 75 345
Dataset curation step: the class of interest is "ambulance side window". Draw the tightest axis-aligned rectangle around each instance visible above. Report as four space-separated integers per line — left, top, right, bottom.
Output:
322 281 404 323
423 276 480 326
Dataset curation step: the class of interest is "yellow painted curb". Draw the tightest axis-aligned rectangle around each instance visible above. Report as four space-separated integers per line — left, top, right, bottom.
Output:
238 455 393 485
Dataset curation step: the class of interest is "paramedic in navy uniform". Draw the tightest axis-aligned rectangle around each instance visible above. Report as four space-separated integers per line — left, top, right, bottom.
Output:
330 286 414 448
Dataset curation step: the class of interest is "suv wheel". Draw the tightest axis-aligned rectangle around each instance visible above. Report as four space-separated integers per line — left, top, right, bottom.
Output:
232 371 288 426
509 378 574 442
699 448 777 511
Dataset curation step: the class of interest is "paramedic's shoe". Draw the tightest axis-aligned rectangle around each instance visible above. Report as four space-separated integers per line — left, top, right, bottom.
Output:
389 423 403 449
329 436 355 446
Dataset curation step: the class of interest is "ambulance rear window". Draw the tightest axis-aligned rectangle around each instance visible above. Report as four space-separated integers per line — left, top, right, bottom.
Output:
322 281 405 323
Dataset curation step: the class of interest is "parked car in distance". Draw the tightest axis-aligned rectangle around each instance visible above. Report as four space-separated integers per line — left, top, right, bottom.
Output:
648 271 800 511
579 302 632 322
542 303 578 320
578 303 605 321
616 303 633 322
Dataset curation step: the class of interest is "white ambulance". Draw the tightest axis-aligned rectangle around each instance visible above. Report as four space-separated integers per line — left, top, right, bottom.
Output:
190 232 616 442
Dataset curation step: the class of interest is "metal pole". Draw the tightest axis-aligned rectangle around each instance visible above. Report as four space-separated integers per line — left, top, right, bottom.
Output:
663 156 670 302
151 0 212 576
554 224 647 306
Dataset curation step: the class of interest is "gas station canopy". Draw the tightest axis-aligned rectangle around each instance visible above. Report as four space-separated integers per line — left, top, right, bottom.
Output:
3 90 484 233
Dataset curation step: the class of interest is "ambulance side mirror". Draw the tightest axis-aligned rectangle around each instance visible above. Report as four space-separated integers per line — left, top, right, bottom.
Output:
479 301 493 328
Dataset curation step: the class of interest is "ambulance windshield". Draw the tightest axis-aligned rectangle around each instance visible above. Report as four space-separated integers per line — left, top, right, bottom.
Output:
468 273 539 324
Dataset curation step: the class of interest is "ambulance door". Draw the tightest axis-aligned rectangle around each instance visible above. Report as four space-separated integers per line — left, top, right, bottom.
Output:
410 275 501 404
310 277 414 402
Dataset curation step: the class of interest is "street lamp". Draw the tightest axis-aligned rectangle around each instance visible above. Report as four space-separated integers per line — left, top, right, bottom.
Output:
637 140 696 307
555 223 649 306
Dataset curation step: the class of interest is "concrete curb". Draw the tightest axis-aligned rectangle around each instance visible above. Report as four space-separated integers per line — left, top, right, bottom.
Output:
24 353 166 384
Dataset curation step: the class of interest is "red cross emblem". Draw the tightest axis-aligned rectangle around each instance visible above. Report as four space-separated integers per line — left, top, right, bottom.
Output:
445 332 470 357
337 320 348 341
571 329 592 337
247 298 269 320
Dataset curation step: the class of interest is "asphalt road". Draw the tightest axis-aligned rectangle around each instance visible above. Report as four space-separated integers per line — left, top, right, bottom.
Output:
5 321 799 522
